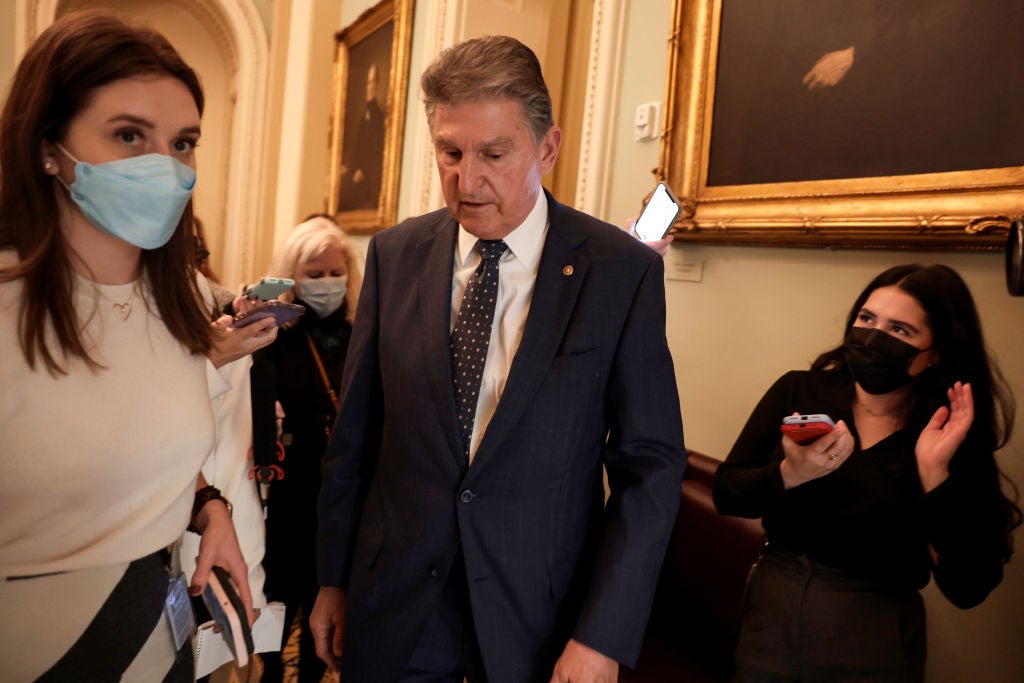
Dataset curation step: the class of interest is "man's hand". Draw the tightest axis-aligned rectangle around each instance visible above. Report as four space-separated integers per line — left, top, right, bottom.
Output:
550 638 618 683
310 586 348 672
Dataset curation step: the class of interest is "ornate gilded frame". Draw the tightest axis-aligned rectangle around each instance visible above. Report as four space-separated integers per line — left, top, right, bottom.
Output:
658 0 1024 249
327 0 414 233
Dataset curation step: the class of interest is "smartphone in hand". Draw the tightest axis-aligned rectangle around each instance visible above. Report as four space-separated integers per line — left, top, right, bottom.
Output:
232 300 305 328
245 277 294 301
634 182 682 241
780 414 836 444
201 566 254 667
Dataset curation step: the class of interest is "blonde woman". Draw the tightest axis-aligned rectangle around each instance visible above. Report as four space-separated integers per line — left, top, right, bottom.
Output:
252 214 362 682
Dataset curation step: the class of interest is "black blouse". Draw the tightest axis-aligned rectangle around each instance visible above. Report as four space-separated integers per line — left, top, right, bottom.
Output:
712 370 1004 608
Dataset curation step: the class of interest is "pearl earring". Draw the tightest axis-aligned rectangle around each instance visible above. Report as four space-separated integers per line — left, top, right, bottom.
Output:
43 162 52 170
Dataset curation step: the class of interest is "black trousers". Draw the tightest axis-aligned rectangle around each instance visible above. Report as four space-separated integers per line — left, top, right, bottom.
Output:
260 479 325 683
736 548 926 683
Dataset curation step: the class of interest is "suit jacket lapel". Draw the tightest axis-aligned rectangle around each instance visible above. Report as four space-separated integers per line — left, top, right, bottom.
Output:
469 196 590 474
413 215 466 470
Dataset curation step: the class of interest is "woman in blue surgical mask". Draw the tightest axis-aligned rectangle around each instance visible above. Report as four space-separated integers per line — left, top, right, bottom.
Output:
249 214 362 683
0 10 269 680
712 264 1021 682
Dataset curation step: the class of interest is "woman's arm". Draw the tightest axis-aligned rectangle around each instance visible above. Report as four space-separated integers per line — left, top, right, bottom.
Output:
187 475 255 625
915 382 1004 607
712 374 793 518
922 471 1006 609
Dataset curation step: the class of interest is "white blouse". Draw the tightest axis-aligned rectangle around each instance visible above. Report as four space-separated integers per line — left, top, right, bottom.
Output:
0 250 222 577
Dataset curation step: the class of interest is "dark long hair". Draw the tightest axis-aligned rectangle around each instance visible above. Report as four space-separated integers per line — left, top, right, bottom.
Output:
0 9 212 374
812 264 1021 560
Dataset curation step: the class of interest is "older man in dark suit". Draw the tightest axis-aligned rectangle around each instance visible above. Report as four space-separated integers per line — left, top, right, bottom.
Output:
310 35 686 683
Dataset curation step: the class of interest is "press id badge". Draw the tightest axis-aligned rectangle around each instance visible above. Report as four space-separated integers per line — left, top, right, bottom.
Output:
165 573 197 651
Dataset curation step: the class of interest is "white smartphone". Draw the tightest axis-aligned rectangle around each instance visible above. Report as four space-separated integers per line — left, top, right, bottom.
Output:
245 277 294 301
634 182 682 241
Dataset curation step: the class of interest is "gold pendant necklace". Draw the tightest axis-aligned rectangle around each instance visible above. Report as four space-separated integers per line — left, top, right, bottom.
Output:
855 400 900 418
96 285 138 321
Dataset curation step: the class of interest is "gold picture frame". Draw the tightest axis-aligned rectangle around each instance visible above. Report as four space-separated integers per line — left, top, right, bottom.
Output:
327 0 414 233
658 0 1024 249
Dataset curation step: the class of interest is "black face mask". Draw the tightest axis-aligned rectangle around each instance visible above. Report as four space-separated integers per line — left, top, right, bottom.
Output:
843 327 928 395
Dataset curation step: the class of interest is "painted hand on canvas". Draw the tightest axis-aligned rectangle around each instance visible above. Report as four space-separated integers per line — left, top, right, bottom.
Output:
802 46 855 90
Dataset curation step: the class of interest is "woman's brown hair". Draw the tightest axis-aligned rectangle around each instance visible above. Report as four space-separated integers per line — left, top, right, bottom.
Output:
0 9 213 374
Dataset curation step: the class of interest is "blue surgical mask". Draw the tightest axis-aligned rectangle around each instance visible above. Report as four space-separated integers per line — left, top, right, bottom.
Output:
299 276 348 318
56 143 196 250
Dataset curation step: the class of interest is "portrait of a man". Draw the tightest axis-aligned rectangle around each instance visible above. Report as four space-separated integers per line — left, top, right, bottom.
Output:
336 20 393 212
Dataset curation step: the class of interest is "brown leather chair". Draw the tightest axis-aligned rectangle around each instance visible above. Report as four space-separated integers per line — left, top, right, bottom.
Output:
621 451 764 682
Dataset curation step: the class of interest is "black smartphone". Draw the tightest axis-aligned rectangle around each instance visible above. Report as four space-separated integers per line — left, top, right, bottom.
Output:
232 300 305 328
634 182 682 241
201 566 254 667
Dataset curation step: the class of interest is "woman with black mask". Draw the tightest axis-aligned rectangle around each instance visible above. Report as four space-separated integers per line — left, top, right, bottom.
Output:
713 264 1021 682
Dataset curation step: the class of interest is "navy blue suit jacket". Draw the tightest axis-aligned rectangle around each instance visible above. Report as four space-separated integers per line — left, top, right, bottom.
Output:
317 192 685 682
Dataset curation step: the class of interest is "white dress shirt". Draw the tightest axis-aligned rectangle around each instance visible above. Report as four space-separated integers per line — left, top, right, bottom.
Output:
451 191 548 462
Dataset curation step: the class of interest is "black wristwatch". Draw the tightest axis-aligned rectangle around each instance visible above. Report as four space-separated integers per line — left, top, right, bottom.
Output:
187 485 232 534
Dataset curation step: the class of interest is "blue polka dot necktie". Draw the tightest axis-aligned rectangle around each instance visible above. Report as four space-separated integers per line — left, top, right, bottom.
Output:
451 239 508 460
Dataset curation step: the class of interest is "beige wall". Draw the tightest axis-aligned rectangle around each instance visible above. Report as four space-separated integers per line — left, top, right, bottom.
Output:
0 5 14 93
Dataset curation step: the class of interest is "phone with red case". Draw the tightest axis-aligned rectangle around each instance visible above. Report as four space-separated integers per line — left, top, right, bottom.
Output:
780 414 836 445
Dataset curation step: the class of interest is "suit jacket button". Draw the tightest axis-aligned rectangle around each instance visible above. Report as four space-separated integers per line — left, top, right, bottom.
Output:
430 567 439 578
459 489 475 503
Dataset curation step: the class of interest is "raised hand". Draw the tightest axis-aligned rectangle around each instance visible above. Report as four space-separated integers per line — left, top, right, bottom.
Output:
915 382 973 492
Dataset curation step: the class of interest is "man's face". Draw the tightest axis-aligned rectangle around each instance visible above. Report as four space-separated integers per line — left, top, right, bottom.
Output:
366 65 378 103
431 98 560 240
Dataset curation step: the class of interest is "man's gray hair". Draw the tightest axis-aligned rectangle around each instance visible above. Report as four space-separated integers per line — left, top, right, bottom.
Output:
421 35 554 144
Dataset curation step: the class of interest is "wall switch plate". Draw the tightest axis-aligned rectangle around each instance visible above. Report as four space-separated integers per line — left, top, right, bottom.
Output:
634 102 660 141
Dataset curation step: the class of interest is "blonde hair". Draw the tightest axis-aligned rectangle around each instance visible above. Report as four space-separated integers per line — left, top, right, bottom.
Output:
267 216 362 325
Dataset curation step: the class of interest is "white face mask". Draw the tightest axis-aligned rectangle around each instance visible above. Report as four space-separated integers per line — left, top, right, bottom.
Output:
299 275 347 318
